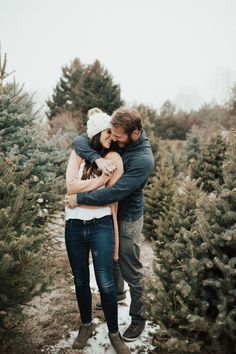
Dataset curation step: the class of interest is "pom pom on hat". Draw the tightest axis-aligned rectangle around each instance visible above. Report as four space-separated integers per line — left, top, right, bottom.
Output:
87 108 112 139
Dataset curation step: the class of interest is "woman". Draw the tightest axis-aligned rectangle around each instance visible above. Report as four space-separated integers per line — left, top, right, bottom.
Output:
65 108 130 354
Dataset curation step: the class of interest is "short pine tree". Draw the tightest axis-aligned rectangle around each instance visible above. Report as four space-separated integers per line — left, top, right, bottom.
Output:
186 126 203 161
155 179 202 246
146 131 236 354
135 103 161 162
144 162 175 240
191 133 227 192
145 181 206 353
0 154 48 335
0 81 66 338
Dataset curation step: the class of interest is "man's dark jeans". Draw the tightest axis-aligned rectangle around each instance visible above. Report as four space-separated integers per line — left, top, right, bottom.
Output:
65 215 118 333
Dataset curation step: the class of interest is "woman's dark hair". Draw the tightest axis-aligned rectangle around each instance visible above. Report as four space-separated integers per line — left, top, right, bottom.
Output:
90 132 104 152
81 131 109 180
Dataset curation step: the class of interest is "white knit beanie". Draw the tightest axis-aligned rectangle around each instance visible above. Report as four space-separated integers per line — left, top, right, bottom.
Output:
87 108 112 139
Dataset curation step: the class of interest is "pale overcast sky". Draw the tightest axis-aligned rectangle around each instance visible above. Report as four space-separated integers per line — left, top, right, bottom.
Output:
1 0 236 112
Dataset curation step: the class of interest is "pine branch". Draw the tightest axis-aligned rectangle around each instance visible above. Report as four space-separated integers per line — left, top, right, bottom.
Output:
197 212 222 259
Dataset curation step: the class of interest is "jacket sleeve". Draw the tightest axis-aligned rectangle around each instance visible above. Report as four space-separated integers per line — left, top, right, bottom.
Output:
72 134 101 163
76 156 154 205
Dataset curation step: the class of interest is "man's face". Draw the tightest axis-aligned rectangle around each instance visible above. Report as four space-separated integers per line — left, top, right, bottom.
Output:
111 126 133 148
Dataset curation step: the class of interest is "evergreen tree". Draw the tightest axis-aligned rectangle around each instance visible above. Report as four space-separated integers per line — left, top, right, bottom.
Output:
226 84 236 130
0 154 47 335
46 58 123 124
145 180 205 353
144 161 175 240
155 100 192 140
136 103 159 158
146 131 236 354
137 103 158 136
155 179 201 246
191 133 227 192
0 80 66 338
46 59 82 118
186 125 203 161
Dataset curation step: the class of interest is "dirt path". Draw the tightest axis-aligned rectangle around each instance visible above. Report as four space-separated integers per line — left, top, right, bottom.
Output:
3 212 158 354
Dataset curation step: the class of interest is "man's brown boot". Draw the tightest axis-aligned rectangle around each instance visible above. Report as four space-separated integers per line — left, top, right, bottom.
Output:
109 332 131 354
72 323 95 350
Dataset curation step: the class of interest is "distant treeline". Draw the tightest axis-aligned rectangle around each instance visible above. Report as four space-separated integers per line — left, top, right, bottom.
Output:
46 57 236 141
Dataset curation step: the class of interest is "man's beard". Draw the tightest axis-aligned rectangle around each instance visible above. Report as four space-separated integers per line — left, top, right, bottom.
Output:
118 134 134 148
110 134 134 150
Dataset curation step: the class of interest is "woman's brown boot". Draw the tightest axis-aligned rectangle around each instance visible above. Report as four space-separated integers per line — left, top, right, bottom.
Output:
109 332 131 354
72 323 95 350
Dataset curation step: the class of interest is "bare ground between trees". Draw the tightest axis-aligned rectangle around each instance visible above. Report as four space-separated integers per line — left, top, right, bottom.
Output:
2 213 89 354
2 213 156 354
2 213 217 354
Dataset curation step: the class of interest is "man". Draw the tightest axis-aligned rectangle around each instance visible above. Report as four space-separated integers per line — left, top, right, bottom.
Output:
68 107 154 341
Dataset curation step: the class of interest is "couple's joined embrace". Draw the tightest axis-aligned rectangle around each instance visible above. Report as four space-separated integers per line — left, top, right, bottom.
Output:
65 107 154 353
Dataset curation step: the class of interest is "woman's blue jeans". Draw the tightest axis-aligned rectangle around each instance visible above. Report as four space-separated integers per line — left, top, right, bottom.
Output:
65 215 118 333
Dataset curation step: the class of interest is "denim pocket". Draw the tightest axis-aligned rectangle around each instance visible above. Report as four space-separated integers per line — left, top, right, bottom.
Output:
65 219 72 226
96 215 113 229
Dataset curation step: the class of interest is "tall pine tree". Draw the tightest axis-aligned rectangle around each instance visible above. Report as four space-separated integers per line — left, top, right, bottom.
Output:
46 58 123 124
191 133 227 192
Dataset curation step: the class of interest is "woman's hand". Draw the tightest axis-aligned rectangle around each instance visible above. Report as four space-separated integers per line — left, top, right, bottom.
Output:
95 157 117 175
65 194 78 208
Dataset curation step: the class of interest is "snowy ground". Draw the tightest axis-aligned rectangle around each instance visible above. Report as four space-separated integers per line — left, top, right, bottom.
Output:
45 230 160 353
4 214 159 354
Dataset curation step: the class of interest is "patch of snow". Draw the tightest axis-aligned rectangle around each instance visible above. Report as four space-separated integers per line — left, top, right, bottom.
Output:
46 235 159 353
49 288 158 353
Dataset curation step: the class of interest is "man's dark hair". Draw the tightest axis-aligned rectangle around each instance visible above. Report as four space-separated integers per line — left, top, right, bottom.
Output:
111 107 142 134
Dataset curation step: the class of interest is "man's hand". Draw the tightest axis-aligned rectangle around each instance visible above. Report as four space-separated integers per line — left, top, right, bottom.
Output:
95 158 117 175
65 194 78 208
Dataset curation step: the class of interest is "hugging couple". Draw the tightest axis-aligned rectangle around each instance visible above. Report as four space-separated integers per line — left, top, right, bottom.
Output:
65 106 154 353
